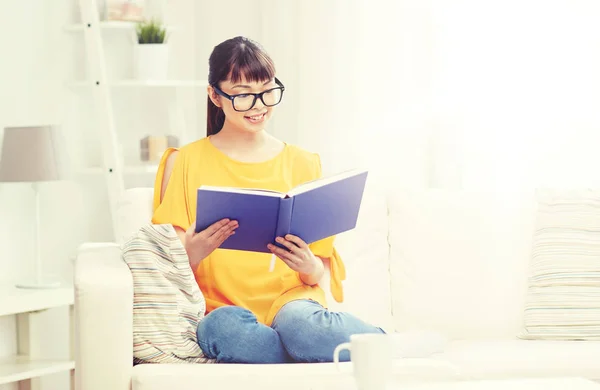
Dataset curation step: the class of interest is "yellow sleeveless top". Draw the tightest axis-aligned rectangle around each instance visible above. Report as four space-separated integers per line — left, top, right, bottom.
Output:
151 137 345 325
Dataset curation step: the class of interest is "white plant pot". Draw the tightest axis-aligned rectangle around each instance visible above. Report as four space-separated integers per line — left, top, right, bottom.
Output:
135 44 169 80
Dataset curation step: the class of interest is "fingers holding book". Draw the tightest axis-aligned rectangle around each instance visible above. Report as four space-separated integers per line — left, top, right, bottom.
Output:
267 235 317 275
198 218 238 242
201 218 237 238
280 234 309 251
184 219 238 269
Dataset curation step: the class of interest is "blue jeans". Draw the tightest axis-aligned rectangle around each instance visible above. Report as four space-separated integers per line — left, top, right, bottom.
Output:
196 299 385 363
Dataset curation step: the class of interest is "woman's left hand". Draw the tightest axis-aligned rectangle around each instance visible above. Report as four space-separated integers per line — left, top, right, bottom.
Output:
268 234 319 275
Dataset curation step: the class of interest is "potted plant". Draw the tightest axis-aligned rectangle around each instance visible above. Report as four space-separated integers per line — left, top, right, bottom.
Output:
135 19 169 80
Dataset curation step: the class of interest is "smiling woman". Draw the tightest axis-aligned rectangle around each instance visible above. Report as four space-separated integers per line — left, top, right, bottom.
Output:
205 37 283 136
149 35 385 365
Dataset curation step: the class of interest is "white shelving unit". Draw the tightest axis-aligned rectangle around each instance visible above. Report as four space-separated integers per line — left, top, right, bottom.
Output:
0 286 74 389
67 79 207 88
0 357 74 387
68 0 206 238
0 287 74 318
63 20 180 32
77 164 159 176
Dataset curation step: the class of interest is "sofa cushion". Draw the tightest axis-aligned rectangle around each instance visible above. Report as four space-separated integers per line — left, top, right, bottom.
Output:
131 363 354 390
521 189 600 341
131 339 600 389
442 339 600 380
388 189 536 339
131 359 459 390
115 188 154 245
326 176 393 330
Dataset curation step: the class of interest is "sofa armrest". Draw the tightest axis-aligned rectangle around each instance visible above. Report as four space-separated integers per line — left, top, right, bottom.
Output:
74 243 132 390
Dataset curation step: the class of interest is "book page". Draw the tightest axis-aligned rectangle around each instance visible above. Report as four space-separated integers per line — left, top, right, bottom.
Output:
287 168 367 197
198 186 285 198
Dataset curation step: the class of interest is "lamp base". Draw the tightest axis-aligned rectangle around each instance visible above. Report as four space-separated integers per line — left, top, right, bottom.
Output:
16 281 61 289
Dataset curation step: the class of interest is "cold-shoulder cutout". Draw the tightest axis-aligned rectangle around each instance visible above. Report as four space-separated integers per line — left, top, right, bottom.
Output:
152 147 179 212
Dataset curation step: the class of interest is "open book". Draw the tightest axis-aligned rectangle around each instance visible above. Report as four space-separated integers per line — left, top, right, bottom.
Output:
195 169 368 253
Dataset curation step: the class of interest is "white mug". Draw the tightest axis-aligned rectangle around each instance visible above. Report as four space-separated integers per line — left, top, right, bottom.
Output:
333 333 394 390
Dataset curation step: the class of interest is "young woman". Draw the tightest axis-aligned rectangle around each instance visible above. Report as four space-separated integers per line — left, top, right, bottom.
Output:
151 36 384 364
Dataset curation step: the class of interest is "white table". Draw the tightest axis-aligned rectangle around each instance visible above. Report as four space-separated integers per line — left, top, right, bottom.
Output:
0 285 74 390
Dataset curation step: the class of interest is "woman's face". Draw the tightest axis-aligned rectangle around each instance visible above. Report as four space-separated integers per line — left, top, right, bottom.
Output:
209 76 281 134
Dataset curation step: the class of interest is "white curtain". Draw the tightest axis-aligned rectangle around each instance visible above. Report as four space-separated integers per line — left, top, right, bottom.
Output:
261 0 600 190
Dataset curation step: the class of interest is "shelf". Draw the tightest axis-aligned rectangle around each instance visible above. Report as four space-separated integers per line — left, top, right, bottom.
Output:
77 164 159 176
0 356 74 385
67 79 208 88
64 21 179 32
0 286 74 318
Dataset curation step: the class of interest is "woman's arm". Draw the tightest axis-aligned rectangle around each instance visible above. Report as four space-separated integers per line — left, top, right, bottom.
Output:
158 151 193 258
158 150 237 271
159 150 193 263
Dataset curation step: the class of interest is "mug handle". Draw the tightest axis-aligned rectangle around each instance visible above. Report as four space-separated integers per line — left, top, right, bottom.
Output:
333 342 351 371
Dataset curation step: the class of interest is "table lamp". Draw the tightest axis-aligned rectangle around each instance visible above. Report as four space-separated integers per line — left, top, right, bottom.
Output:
0 126 68 289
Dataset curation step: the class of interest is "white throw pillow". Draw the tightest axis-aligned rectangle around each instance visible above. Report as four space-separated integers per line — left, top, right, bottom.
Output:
521 189 600 341
388 188 536 340
115 187 155 245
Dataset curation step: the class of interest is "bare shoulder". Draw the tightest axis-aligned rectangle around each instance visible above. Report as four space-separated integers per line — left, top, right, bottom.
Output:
164 150 179 176
159 138 208 198
160 150 179 200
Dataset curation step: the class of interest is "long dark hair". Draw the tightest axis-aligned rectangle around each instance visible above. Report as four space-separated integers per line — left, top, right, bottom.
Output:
207 36 276 136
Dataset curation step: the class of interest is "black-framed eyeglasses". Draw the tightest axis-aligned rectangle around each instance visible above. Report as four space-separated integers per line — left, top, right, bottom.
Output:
212 77 285 112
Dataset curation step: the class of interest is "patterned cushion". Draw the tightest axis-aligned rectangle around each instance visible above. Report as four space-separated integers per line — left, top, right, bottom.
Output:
122 223 215 364
521 189 600 340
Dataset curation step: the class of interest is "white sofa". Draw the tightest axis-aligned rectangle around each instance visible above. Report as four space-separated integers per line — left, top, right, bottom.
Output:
73 182 600 390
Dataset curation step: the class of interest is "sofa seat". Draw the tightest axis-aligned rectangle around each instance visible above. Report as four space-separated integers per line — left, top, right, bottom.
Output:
442 339 600 381
131 358 463 390
131 339 600 390
131 363 350 390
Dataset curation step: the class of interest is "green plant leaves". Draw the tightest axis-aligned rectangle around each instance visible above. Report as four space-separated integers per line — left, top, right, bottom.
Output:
136 19 167 44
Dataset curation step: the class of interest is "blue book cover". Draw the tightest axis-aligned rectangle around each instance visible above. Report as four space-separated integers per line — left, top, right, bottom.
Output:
195 169 368 253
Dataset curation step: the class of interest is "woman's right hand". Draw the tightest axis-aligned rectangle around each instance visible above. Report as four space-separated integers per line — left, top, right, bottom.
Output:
184 218 238 270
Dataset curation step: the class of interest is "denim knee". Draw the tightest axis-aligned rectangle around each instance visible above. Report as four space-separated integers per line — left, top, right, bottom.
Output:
272 299 384 363
197 305 291 364
272 300 345 362
198 306 254 338
196 306 253 356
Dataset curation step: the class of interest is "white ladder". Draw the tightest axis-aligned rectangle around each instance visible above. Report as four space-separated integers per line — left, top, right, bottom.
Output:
76 0 125 238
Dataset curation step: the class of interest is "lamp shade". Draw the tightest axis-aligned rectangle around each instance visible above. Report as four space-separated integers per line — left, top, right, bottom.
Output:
0 126 67 182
